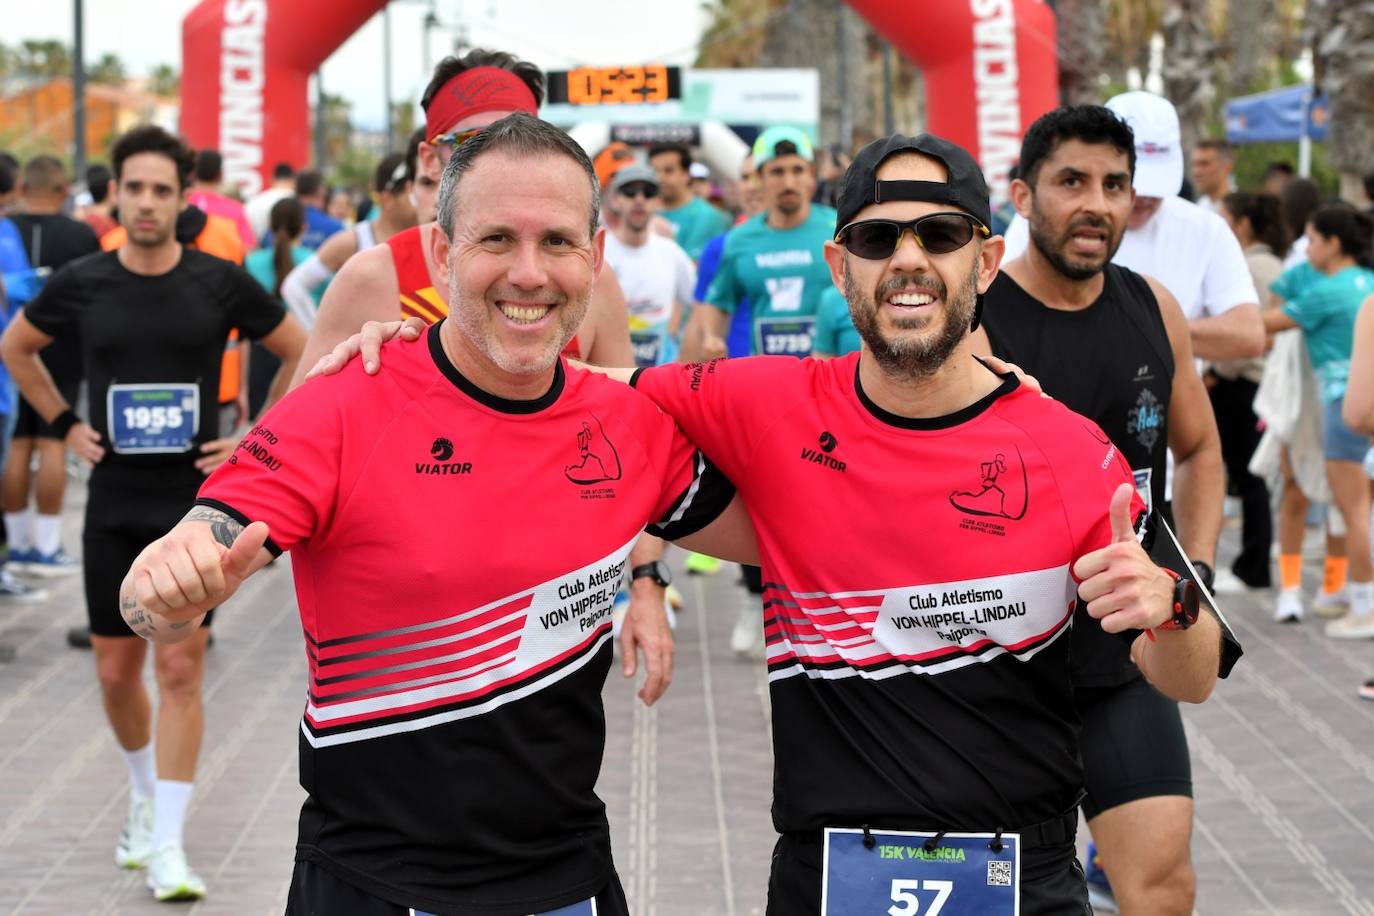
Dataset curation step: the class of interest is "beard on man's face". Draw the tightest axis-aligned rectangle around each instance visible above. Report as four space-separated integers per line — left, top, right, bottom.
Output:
1027 197 1121 282
845 254 979 380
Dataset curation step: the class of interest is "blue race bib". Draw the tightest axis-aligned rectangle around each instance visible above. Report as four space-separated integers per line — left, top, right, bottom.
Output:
755 316 815 357
630 329 664 368
107 383 199 454
822 828 1019 916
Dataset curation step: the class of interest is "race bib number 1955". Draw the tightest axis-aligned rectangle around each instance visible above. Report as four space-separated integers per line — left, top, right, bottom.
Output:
107 383 199 455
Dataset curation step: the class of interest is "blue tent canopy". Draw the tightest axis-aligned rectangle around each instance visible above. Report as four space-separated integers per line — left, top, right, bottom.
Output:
1224 84 1329 144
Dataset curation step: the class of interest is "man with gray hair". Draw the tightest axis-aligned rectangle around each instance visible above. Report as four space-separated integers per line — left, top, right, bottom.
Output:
116 113 752 914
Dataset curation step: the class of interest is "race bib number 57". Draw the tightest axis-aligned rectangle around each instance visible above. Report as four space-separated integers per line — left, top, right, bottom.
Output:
822 828 1020 915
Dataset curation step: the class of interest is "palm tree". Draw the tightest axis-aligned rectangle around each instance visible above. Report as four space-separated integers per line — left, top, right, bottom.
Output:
148 64 179 98
87 52 126 86
1161 0 1217 154
1058 0 1108 105
1309 0 1374 201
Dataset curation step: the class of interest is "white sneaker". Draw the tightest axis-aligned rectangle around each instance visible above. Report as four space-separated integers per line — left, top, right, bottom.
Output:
145 844 207 901
114 796 153 868
730 606 766 659
1313 586 1350 619
1274 588 1304 624
1325 613 1374 640
1211 569 1252 595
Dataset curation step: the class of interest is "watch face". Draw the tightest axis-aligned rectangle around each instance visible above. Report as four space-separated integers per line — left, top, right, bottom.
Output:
1177 578 1201 626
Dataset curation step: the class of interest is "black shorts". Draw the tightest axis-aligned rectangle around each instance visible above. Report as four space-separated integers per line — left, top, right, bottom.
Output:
83 477 214 638
766 824 1090 916
13 381 81 440
1076 677 1192 820
284 859 629 916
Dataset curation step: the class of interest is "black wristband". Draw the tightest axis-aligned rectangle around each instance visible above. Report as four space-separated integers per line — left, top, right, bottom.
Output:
49 409 80 440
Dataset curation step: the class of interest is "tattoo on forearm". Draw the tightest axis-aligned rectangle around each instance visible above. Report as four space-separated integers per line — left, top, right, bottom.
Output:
183 505 245 549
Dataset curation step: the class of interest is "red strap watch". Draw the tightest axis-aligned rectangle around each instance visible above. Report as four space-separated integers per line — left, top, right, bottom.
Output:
1158 569 1201 631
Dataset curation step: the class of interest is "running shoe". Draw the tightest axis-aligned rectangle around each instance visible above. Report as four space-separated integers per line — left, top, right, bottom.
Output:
23 547 80 577
1313 586 1350 619
1210 568 1251 595
665 583 684 610
1083 842 1119 913
1359 679 1374 701
0 568 47 603
684 552 721 575
1274 588 1304 624
145 844 207 901
115 796 153 869
730 606 766 659
1324 613 1374 640
6 547 36 570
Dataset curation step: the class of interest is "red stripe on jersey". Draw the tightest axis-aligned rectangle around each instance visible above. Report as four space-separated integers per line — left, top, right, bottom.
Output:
304 619 612 733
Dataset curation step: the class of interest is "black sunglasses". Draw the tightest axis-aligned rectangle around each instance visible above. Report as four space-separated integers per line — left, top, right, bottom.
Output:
837 213 990 260
618 182 659 199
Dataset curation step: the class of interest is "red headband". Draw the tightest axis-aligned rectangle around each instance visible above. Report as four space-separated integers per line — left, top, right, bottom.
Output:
425 67 539 140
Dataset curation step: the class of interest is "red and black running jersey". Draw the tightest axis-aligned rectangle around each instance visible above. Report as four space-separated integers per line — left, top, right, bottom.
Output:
198 321 731 914
632 354 1143 835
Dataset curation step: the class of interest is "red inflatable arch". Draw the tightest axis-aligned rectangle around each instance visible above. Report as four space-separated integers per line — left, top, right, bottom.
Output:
180 0 388 196
847 0 1058 201
180 0 1057 200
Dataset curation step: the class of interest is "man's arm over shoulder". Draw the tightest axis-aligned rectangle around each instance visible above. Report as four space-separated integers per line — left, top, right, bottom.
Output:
631 356 794 482
290 244 401 389
1148 275 1224 566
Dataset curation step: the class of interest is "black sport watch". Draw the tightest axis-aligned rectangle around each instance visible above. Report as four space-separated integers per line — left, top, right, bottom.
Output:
1160 570 1201 631
631 561 672 588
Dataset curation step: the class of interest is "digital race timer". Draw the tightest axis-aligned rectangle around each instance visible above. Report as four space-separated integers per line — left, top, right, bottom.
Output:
545 65 682 106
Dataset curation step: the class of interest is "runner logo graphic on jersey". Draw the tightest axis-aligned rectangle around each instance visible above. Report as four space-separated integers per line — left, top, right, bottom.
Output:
1127 388 1163 450
564 415 622 494
416 436 472 476
800 431 846 473
949 448 1028 522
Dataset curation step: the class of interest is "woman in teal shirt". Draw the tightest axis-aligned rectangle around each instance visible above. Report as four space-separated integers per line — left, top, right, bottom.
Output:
1264 204 1374 639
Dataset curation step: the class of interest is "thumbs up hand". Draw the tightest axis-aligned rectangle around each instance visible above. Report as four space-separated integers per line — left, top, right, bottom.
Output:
119 509 274 641
1072 483 1174 634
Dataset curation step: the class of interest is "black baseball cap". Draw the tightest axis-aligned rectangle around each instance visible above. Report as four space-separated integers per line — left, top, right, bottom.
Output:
834 133 992 236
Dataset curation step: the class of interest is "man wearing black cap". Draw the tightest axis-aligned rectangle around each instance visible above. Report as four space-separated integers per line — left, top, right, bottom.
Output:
328 131 1227 914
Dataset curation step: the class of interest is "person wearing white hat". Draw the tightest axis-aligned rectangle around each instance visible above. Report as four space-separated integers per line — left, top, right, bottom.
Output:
1004 92 1264 364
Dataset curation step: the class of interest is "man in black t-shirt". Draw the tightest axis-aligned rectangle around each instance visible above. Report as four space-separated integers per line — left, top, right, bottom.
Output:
5 155 99 578
0 126 306 903
975 106 1233 916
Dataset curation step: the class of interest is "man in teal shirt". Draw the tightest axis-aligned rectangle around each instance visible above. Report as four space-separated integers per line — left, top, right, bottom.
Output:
813 284 862 357
649 143 731 261
695 127 836 357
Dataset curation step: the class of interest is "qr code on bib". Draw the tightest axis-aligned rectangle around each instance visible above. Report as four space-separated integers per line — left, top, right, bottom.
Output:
987 859 1013 887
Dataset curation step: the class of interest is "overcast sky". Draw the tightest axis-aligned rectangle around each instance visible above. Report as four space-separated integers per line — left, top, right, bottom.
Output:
11 0 712 130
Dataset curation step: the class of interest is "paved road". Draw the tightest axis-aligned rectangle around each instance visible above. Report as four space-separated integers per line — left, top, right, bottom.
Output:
0 487 1371 914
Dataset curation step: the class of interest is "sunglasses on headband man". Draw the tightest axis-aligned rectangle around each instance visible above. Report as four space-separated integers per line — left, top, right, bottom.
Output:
429 128 484 163
836 212 989 260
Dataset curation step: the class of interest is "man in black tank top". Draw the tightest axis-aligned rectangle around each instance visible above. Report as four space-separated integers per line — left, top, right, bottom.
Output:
973 107 1237 916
